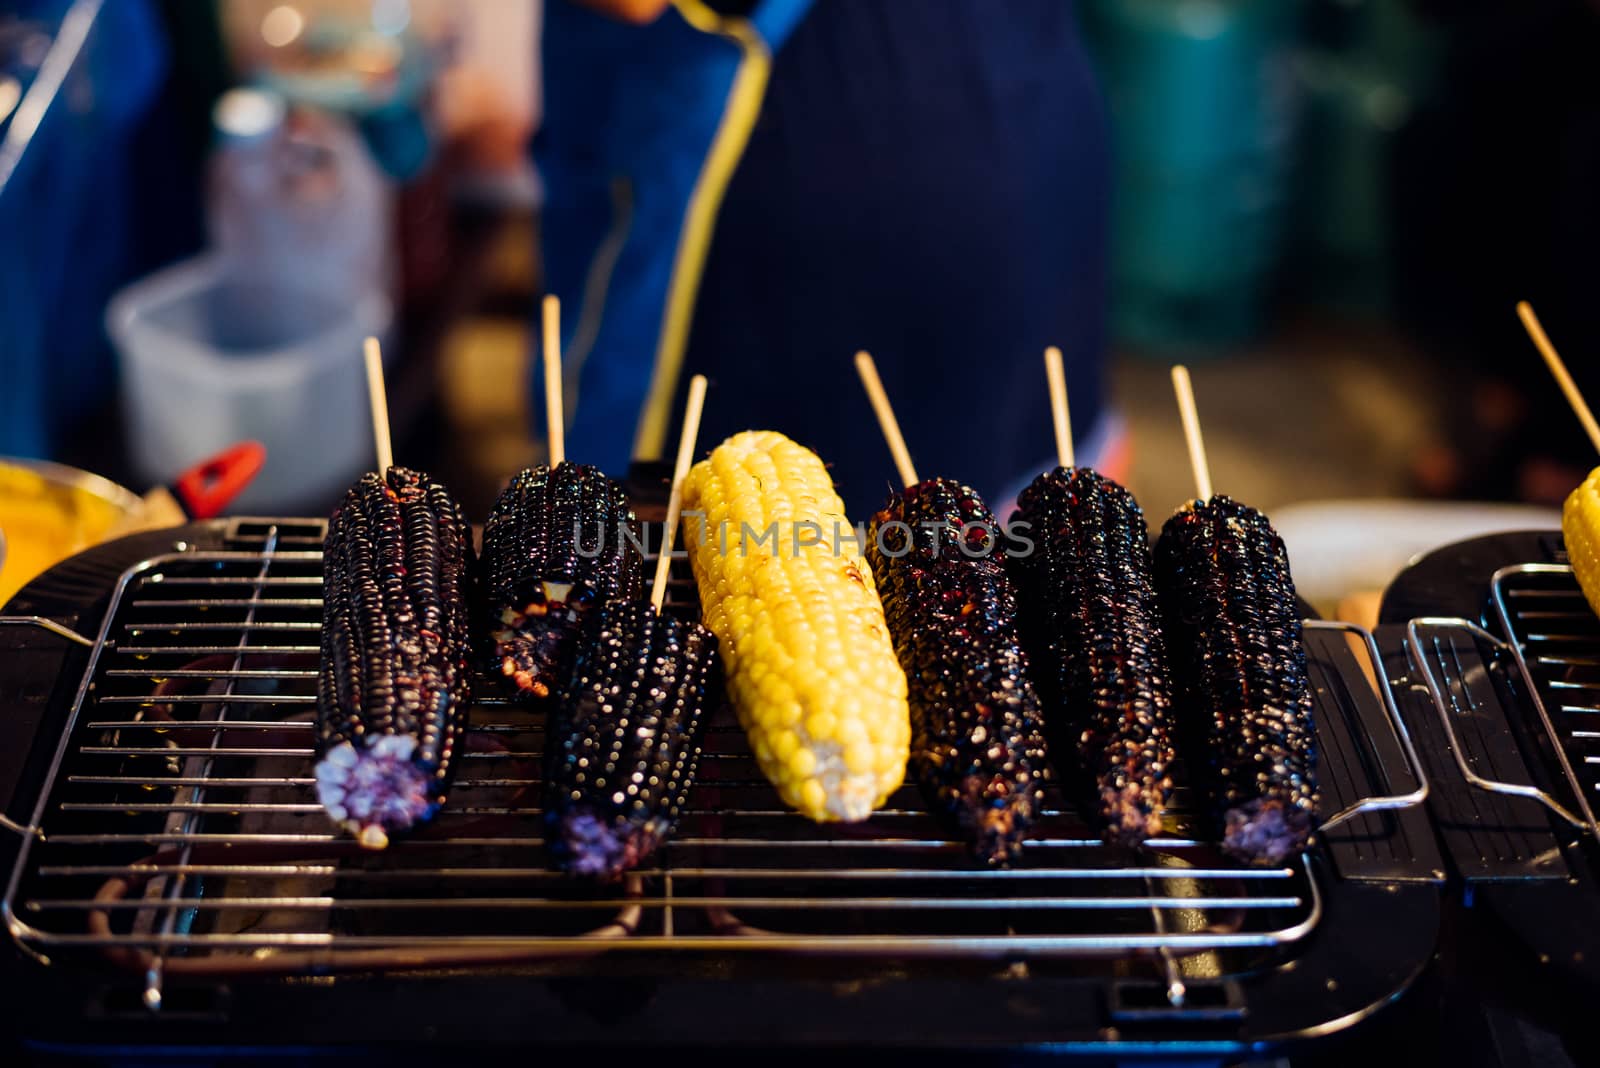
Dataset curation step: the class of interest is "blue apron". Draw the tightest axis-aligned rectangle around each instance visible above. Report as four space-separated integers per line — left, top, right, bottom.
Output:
538 0 1109 516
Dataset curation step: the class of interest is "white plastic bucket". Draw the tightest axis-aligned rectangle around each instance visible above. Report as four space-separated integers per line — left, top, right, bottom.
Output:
108 254 392 514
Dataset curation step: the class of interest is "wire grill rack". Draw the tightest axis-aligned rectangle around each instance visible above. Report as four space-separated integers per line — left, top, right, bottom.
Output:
1407 564 1600 843
2 518 1421 1006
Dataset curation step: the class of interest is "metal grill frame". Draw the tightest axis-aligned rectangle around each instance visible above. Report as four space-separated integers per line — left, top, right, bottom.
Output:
1 519 1424 1005
1405 563 1600 843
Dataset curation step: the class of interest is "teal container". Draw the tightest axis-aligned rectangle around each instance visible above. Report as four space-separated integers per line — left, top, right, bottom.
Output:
1081 0 1304 351
1287 1 1442 317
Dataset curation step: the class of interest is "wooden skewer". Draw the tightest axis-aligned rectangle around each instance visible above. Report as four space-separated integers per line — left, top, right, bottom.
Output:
1044 346 1074 470
1520 300 1600 456
854 350 919 488
363 336 393 474
542 294 566 467
651 375 708 615
1171 365 1213 502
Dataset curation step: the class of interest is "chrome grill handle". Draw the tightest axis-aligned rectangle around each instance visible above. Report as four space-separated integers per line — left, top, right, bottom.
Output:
0 616 90 839
1310 619 1430 831
1405 615 1595 836
0 616 92 648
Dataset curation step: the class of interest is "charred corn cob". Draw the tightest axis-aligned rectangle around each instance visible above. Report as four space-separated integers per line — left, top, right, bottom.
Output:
1154 495 1318 865
316 467 475 849
1564 469 1600 619
867 478 1049 866
1007 467 1177 845
482 463 643 699
681 431 910 822
546 600 720 878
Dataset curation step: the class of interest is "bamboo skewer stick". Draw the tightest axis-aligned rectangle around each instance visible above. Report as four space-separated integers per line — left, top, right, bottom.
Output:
1520 300 1600 456
542 294 566 467
363 336 393 474
854 350 919 488
1044 346 1075 470
1171 365 1214 502
650 375 708 615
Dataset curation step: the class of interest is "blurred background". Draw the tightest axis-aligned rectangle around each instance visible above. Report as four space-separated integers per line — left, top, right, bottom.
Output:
0 0 1596 615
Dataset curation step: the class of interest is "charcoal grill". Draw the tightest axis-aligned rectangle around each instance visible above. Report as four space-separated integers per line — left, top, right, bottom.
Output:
0 512 1440 1060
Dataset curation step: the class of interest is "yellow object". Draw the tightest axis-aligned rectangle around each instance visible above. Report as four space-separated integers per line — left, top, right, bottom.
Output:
632 0 772 461
1565 467 1600 620
682 431 910 821
0 462 139 608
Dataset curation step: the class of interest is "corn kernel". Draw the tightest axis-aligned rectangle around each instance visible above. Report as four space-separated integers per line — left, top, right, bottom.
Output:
801 779 827 816
772 729 800 762
844 741 875 775
788 746 817 780
805 710 837 743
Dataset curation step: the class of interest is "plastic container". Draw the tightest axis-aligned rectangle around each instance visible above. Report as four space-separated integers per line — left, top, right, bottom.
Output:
1286 2 1442 317
107 255 391 515
1080 0 1302 350
207 87 393 305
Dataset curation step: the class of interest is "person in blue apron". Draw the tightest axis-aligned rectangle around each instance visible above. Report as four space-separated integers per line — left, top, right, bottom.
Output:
538 0 1115 517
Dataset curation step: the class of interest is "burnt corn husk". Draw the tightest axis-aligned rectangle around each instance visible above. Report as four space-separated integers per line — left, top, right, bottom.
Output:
481 463 643 699
546 600 721 878
867 479 1049 866
316 466 476 849
1154 495 1318 865
1007 467 1177 846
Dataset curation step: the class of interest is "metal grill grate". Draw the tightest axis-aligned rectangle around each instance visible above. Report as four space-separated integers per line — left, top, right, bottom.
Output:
1406 564 1600 844
1 520 1421 1003
1491 565 1600 838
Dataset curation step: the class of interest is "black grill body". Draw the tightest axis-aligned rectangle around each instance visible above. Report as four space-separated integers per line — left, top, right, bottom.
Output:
0 513 1440 1062
1381 530 1600 1066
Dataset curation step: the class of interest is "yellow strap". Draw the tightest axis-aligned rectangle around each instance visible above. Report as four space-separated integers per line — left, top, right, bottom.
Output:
631 0 772 461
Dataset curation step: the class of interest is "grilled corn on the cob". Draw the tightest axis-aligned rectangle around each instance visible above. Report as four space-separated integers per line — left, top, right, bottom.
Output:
546 600 720 878
1564 468 1600 620
681 431 910 822
1008 467 1177 845
482 463 643 699
1154 495 1318 865
867 478 1049 865
316 467 476 849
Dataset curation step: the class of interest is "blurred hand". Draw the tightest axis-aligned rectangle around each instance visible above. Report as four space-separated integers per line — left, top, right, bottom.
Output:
436 66 533 173
573 0 673 25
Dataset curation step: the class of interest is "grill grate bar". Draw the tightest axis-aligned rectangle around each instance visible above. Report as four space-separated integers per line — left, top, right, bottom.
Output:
124 622 320 633
129 598 325 609
33 895 1305 913
94 694 316 706
31 863 1292 881
55 802 548 817
64 775 542 788
81 720 538 733
84 720 315 731
103 668 320 680
1505 588 1586 600
1536 654 1600 668
134 576 323 587
115 645 322 657
30 831 1248 850
6 931 1311 952
78 746 317 758
70 746 748 761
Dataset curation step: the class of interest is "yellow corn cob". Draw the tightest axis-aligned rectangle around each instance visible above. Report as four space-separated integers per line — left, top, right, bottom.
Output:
681 430 910 821
1565 467 1600 620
